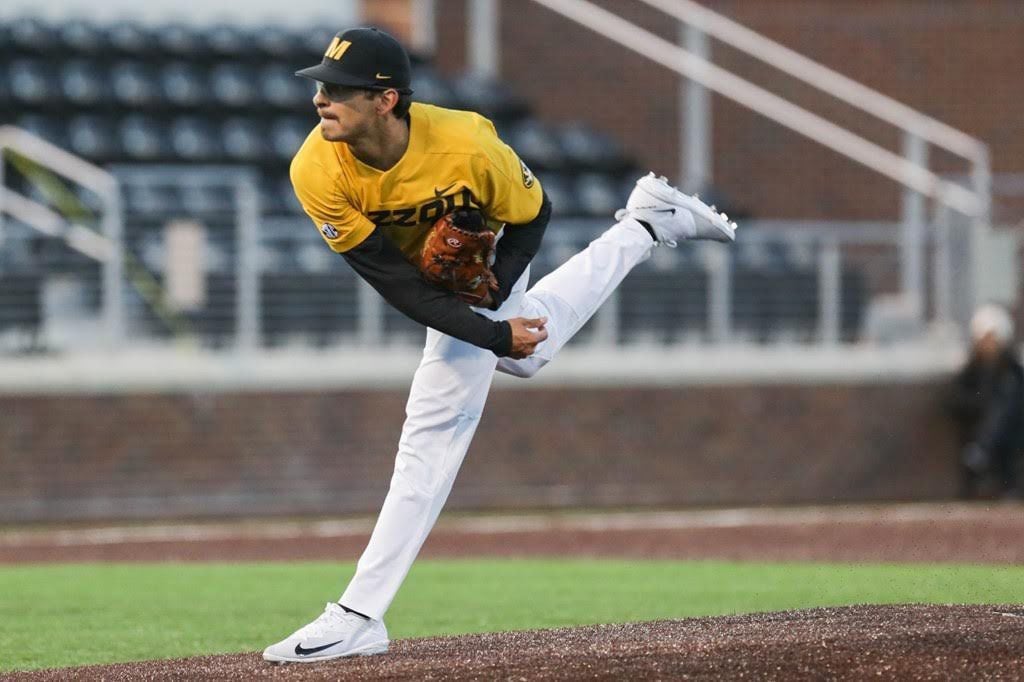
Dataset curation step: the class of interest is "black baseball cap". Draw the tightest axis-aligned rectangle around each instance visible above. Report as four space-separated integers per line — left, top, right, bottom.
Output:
296 27 413 94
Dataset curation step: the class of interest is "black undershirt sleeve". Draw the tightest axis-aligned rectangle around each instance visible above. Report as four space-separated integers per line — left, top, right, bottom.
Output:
341 230 513 356
487 190 552 310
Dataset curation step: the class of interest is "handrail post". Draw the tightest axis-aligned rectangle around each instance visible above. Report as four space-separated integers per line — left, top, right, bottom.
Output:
817 238 841 344
968 147 992 320
591 288 619 346
900 132 927 321
101 186 124 348
411 0 437 55
468 0 499 78
681 23 711 192
358 280 384 347
706 244 731 342
932 201 952 327
235 174 260 351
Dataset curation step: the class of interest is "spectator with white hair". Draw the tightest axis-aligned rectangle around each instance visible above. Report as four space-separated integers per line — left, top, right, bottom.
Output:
949 304 1024 499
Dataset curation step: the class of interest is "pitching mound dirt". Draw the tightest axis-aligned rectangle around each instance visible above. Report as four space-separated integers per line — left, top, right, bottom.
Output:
14 604 1024 680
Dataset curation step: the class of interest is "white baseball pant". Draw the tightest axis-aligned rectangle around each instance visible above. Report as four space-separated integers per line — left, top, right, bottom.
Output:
339 218 654 619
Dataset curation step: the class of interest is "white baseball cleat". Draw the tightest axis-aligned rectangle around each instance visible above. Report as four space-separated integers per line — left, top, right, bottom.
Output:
262 602 389 664
615 173 737 246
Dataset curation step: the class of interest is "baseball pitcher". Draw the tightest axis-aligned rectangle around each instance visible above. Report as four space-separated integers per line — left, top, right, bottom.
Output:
263 27 736 663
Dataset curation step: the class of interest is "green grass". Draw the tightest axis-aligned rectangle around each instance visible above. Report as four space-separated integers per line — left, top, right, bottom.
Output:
2 559 1022 671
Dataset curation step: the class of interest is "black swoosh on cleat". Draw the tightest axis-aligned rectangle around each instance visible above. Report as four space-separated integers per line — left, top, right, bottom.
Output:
294 640 345 656
650 208 676 214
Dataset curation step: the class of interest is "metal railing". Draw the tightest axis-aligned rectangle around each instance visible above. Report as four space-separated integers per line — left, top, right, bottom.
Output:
0 125 124 346
514 0 991 326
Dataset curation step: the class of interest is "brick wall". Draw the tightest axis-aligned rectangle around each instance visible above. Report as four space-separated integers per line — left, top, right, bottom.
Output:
425 0 1024 222
0 382 960 522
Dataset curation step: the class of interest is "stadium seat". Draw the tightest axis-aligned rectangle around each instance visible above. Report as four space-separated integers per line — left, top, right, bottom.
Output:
180 183 234 214
160 62 206 107
112 61 161 107
8 59 50 105
60 59 107 105
410 66 465 110
254 26 306 59
505 119 566 171
618 267 709 343
68 115 119 160
558 122 628 172
7 18 55 55
210 63 259 107
159 23 204 57
16 114 65 147
59 21 107 55
278 176 304 214
222 117 266 161
119 115 167 160
262 64 310 108
537 172 579 217
123 184 178 216
205 24 250 56
270 117 312 160
575 173 621 217
0 273 43 349
170 116 221 161
107 21 152 56
451 73 530 123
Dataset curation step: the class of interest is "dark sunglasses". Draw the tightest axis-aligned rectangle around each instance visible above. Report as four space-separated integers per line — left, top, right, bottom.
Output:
316 81 386 103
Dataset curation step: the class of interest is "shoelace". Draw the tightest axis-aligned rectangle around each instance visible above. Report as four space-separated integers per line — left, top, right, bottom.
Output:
614 208 677 247
295 603 353 639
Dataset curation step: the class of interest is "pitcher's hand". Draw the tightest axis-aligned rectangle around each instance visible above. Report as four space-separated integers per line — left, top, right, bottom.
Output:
506 317 548 359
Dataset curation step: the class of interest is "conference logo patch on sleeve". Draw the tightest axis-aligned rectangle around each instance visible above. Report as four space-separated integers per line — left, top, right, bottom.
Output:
320 223 340 239
519 158 535 189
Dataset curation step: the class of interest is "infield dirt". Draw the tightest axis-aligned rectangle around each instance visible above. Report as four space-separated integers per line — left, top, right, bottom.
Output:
12 605 1024 680
5 505 1024 679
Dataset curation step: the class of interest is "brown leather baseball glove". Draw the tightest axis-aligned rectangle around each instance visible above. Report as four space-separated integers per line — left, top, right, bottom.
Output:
418 209 498 306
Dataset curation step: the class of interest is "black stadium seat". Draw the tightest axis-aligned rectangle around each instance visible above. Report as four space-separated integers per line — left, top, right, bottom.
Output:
270 117 312 160
107 21 152 56
8 18 55 54
537 173 579 217
59 21 107 55
9 59 50 105
119 115 166 160
262 64 310 108
68 115 119 159
451 74 530 123
559 122 628 172
205 24 250 57
505 119 566 171
255 26 305 59
170 116 221 160
16 114 65 147
222 118 267 161
160 63 206 107
124 184 178 216
112 61 161 107
575 173 620 217
159 24 204 58
60 59 107 105
410 66 465 110
210 63 259 107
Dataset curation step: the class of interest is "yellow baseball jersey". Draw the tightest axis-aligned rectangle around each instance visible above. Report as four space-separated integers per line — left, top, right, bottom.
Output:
290 102 544 259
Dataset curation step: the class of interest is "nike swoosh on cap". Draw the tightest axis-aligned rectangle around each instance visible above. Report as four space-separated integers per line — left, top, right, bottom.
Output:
376 72 392 79
294 639 345 656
